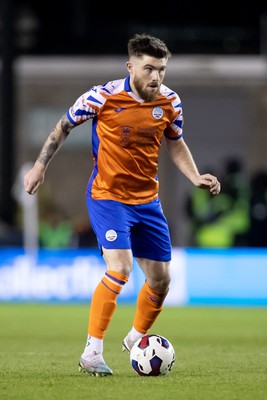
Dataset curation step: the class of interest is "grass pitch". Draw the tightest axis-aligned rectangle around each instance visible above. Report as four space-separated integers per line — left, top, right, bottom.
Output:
0 303 266 400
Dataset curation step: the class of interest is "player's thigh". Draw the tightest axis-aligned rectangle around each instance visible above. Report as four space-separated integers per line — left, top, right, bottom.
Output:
87 198 132 250
131 199 172 262
102 248 133 276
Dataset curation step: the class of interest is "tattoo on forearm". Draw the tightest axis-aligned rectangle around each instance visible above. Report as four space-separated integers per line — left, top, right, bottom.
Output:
38 133 59 166
61 114 72 138
37 114 73 167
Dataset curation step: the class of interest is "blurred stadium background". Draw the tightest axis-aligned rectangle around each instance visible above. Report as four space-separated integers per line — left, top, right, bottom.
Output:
0 0 267 305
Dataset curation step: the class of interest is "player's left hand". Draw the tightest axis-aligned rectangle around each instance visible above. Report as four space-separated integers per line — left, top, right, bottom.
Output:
196 174 221 195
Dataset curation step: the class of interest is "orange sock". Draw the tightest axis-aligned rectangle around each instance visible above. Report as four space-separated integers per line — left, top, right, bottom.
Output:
133 281 169 334
88 269 128 339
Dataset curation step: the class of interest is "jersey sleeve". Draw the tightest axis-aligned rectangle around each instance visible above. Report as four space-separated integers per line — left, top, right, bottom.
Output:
66 86 102 125
164 94 184 140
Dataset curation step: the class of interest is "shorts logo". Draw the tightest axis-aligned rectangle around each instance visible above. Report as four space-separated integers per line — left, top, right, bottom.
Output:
105 229 117 242
152 107 163 120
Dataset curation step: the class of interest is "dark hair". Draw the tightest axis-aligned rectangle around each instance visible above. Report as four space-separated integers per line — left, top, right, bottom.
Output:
127 33 171 59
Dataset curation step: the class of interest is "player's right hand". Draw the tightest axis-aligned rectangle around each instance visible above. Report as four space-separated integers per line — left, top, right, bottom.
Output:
24 163 45 195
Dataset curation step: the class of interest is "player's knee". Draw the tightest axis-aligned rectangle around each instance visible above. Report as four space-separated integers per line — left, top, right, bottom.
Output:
107 264 132 278
117 264 132 277
103 248 133 277
148 274 171 292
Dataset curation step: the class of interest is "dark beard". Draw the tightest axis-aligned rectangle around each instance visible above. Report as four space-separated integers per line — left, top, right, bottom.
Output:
134 78 159 102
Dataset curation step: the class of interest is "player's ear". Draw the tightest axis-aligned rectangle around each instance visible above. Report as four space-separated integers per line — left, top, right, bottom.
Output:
126 61 133 72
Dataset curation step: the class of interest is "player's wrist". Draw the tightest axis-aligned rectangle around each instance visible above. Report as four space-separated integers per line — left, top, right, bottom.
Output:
34 159 47 172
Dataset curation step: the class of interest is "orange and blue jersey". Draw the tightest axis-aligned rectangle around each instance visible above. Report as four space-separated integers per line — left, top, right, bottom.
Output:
67 75 183 205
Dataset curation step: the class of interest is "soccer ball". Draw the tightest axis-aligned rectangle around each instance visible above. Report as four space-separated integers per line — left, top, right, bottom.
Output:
130 334 175 376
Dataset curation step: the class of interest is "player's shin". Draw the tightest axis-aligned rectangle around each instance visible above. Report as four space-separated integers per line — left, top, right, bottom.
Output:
133 281 169 334
88 269 128 340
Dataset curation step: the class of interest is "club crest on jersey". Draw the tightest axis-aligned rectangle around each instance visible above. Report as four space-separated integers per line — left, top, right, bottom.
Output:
120 126 134 147
152 107 163 120
105 229 117 242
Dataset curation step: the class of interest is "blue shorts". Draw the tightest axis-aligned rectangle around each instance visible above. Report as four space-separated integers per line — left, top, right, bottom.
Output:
86 197 172 262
